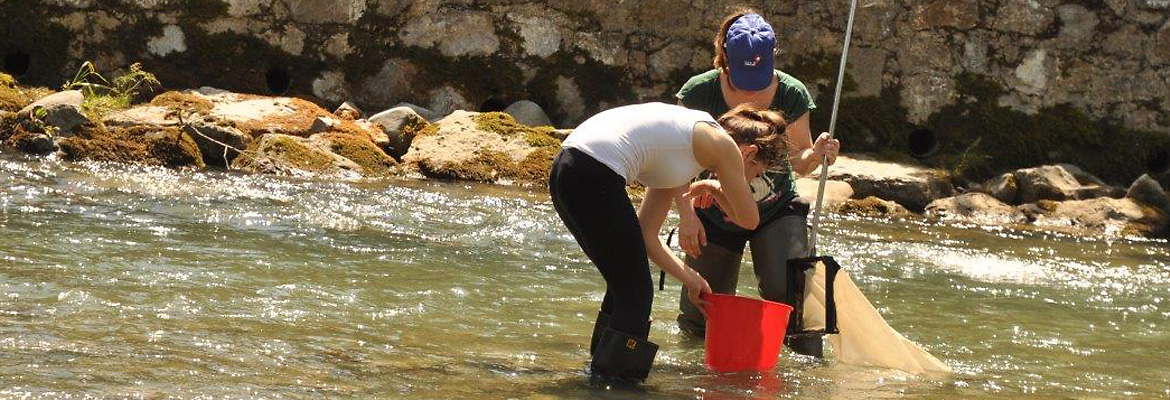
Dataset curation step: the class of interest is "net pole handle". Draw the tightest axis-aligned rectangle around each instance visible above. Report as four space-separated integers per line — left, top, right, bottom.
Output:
808 0 860 257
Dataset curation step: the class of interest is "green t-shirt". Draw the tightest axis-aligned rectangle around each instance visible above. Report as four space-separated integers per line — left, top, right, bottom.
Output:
675 69 816 232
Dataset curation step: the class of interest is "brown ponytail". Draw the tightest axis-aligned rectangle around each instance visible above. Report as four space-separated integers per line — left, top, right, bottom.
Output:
712 7 760 74
717 104 788 167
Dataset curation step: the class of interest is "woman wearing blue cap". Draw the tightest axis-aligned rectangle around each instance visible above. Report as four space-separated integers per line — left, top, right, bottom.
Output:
674 9 842 356
550 103 790 382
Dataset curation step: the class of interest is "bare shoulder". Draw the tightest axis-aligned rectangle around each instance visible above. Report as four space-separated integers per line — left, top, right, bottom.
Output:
691 121 736 167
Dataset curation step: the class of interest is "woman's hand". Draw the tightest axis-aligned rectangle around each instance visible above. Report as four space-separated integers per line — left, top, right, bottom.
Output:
684 179 731 211
682 268 713 317
677 210 707 258
812 132 840 166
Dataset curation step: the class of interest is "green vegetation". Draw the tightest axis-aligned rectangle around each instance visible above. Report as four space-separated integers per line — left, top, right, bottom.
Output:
62 62 160 119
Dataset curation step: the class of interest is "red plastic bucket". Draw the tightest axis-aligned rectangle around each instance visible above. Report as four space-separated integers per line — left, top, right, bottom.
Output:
704 293 794 373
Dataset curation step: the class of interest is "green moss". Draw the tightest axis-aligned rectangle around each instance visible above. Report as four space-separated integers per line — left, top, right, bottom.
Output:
233 135 339 174
0 86 31 112
57 123 205 168
835 196 907 217
472 112 562 147
0 73 13 87
315 132 398 176
513 146 557 184
0 111 15 141
413 123 440 138
416 145 554 186
418 149 510 182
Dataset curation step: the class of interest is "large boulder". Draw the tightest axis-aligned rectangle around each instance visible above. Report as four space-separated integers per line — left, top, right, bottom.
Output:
795 178 854 210
16 90 84 117
401 111 561 185
369 106 429 159
57 123 205 169
815 155 954 212
39 103 91 136
982 172 1018 204
1027 197 1169 237
195 89 331 138
230 133 362 176
926 192 1024 225
308 132 398 176
392 102 439 121
1127 174 1170 213
1013 165 1118 204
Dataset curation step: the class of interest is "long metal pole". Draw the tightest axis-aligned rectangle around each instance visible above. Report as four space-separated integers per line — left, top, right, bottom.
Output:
808 0 860 256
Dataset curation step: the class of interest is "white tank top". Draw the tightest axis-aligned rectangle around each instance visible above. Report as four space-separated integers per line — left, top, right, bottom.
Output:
562 103 716 188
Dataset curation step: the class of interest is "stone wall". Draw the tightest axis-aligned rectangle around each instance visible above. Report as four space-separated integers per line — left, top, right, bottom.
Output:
1 0 1168 182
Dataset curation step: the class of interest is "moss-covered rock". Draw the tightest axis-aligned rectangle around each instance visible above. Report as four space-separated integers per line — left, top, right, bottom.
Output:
309 132 398 176
925 192 1024 225
0 111 15 141
57 123 205 169
203 93 331 138
820 155 955 212
1024 197 1169 238
834 196 912 218
0 84 42 113
230 133 361 176
3 125 56 154
402 110 561 185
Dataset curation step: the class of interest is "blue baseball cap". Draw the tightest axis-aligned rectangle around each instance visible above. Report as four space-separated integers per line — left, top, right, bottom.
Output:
724 14 775 91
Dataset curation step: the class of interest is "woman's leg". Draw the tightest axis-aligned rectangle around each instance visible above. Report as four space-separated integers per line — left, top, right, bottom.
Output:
748 214 808 302
749 199 822 356
549 148 653 340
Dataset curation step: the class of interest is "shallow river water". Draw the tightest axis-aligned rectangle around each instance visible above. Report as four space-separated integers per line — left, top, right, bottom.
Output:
1 151 1168 399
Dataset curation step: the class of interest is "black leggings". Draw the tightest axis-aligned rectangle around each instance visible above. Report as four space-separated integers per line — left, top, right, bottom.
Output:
549 147 653 340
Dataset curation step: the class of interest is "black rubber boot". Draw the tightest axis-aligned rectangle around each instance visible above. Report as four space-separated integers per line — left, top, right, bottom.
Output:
589 311 611 355
590 328 659 383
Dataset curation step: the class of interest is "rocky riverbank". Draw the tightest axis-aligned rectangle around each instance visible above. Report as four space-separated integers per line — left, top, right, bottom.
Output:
2 76 1167 239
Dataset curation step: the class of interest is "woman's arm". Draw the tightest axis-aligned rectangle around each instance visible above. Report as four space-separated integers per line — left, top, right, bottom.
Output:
672 191 707 258
641 187 712 309
691 122 759 230
786 113 840 175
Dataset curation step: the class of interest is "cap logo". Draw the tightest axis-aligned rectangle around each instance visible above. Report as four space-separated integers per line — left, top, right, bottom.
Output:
744 54 762 67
